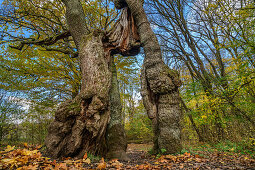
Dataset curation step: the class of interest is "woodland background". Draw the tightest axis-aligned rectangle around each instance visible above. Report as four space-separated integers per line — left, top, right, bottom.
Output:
0 0 254 157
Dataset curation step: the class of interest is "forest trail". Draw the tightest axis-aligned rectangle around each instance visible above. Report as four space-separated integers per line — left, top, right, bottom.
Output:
124 143 255 169
0 143 254 169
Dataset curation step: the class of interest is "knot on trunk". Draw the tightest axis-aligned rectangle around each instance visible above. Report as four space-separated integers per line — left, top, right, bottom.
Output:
146 64 182 95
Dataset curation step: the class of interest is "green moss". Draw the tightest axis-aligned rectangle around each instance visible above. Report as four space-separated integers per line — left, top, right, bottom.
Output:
68 100 81 113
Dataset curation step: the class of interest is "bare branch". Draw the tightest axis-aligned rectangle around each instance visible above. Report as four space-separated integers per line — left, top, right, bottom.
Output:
10 31 71 50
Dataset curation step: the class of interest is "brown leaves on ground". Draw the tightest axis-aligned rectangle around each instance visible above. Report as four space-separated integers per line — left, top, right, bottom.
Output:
0 144 255 169
96 158 106 169
0 144 90 169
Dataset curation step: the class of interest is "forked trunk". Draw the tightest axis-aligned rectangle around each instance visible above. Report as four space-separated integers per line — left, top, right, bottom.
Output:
45 6 140 159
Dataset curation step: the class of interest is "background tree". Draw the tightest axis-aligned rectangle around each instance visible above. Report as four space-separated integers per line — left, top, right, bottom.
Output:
147 0 255 143
0 90 25 143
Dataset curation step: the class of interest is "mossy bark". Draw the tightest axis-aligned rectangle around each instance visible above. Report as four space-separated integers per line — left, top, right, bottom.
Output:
45 32 111 158
106 58 129 161
141 66 182 154
45 3 140 159
114 0 183 154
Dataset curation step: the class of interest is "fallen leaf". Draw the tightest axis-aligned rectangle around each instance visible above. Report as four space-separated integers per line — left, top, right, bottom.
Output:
165 155 177 162
83 152 87 159
160 159 168 163
195 158 202 163
111 160 123 168
179 164 184 169
1 158 17 164
97 158 106 169
184 152 191 157
59 163 68 170
5 145 15 152
18 164 38 170
64 159 73 164
109 159 118 163
230 148 235 151
35 145 42 149
23 143 28 148
83 158 91 164
195 154 201 158
137 164 145 169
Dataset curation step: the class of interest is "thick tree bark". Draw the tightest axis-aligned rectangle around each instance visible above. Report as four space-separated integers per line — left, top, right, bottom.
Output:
114 0 183 154
45 2 140 159
106 57 130 161
45 32 111 158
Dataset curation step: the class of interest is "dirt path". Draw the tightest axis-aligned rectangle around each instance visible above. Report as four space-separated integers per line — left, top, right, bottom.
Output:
117 143 255 169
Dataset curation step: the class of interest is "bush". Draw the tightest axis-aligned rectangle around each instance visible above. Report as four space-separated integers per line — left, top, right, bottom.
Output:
125 114 153 143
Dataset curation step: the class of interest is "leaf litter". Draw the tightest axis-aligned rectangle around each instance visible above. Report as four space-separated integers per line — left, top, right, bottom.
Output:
0 143 254 169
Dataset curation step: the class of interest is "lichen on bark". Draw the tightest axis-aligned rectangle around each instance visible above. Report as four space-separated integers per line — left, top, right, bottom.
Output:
141 65 182 154
45 4 141 159
45 32 112 158
114 0 183 154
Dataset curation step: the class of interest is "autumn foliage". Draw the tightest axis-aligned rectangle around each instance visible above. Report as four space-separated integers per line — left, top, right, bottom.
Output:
1 144 255 169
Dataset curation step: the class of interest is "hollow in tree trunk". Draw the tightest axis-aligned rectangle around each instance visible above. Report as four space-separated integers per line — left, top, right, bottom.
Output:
45 2 140 160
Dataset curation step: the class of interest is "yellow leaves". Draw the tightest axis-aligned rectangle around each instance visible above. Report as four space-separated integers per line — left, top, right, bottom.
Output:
83 158 91 164
230 148 235 152
0 147 44 169
1 158 17 167
5 145 15 152
16 156 29 164
201 115 207 119
17 164 38 170
22 149 39 156
23 143 28 148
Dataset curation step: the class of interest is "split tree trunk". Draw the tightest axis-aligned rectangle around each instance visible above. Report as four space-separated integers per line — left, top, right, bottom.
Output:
45 32 112 158
114 0 183 154
45 1 140 160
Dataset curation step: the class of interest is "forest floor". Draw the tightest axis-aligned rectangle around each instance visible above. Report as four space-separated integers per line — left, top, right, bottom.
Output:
0 143 255 169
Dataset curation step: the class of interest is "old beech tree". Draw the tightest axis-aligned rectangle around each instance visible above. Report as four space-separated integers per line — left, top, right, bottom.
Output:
45 0 182 159
114 0 182 154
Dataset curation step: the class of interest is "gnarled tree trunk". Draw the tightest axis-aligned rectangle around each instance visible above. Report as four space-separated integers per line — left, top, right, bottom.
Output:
45 31 112 158
45 1 140 159
114 0 183 154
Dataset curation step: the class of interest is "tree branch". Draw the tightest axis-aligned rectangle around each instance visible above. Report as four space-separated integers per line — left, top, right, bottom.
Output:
10 31 71 50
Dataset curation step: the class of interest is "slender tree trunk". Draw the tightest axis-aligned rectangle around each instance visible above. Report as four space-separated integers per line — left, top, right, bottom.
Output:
180 99 205 142
106 57 130 161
